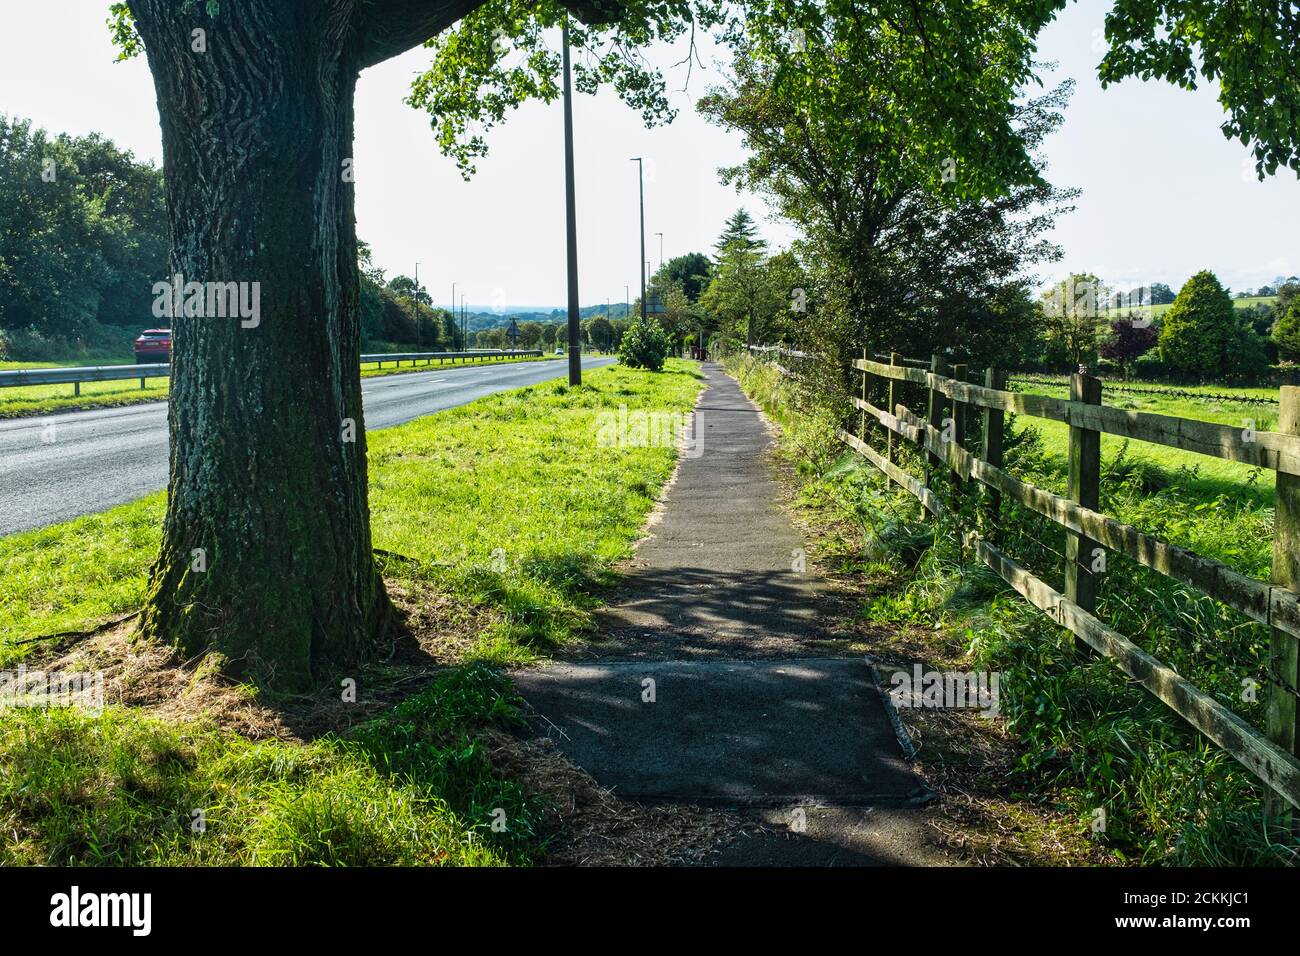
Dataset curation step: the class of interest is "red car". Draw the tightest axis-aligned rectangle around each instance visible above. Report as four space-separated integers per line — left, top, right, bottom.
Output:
134 329 171 365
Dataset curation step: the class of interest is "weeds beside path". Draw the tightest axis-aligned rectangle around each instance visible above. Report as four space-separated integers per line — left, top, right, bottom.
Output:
728 353 1299 866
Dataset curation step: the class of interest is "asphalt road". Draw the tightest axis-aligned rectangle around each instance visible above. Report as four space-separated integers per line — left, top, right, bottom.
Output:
0 356 615 538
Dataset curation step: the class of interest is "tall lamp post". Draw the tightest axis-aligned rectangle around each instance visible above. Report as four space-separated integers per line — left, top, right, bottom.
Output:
563 19 582 385
413 263 422 347
631 157 646 322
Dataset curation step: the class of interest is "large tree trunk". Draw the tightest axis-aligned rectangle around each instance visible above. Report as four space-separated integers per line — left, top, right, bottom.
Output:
130 1 383 689
128 0 612 689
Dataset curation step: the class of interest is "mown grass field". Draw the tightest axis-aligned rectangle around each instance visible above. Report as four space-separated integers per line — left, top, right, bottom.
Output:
0 359 705 865
1110 295 1277 320
1010 376 1280 508
731 354 1297 866
0 352 550 419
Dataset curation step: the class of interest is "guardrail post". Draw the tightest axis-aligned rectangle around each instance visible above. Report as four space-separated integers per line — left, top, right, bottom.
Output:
139 375 146 391
923 354 949 519
1065 369 1102 629
1268 385 1300 829
74 382 81 398
981 366 1005 539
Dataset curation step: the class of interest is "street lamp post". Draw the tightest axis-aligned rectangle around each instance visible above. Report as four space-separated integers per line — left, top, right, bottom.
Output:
412 263 426 347
631 157 646 323
562 19 582 386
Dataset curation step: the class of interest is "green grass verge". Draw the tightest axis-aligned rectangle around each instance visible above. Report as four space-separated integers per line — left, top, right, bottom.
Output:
0 359 704 865
0 663 539 865
0 376 171 419
0 359 135 370
358 351 555 380
0 359 702 660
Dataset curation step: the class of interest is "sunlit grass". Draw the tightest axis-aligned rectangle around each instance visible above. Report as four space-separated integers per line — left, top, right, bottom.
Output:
0 360 703 664
0 359 703 866
1013 378 1278 506
0 664 535 866
0 376 170 419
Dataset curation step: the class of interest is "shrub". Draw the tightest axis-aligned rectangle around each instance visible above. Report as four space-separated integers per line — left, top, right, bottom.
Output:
0 324 138 363
1159 270 1267 380
1221 317 1271 383
1271 297 1300 361
1131 351 1174 380
619 317 671 372
1098 317 1158 375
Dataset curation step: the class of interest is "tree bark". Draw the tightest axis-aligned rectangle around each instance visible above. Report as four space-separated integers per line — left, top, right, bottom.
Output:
130 0 391 689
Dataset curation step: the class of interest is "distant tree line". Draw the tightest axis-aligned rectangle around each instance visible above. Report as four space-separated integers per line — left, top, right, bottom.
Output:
0 116 624 362
1036 270 1300 383
0 115 167 360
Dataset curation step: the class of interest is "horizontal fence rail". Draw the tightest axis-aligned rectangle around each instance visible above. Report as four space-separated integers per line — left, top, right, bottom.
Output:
827 350 1300 817
857 358 1300 475
0 350 545 397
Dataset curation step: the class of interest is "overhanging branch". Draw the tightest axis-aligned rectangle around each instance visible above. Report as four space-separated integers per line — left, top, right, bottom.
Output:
355 0 627 70
355 0 483 70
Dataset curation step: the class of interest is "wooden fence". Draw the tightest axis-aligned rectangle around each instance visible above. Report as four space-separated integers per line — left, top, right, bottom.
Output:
830 351 1300 817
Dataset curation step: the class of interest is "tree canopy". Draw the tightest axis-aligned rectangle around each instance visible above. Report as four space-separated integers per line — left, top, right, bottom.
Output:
1099 0 1300 178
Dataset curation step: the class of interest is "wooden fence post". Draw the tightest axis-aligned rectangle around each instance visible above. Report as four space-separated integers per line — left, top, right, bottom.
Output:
860 348 868 442
923 354 948 519
982 366 1005 539
950 363 967 487
887 352 901 475
1065 369 1102 628
1268 385 1300 828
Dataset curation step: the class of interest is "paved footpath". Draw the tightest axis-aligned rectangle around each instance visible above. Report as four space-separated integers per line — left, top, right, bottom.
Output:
513 364 959 865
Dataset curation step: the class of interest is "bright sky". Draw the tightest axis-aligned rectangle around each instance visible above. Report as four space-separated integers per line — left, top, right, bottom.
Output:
1 0 1296 310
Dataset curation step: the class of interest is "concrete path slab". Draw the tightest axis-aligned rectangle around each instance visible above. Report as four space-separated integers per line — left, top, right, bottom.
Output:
514 657 924 805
